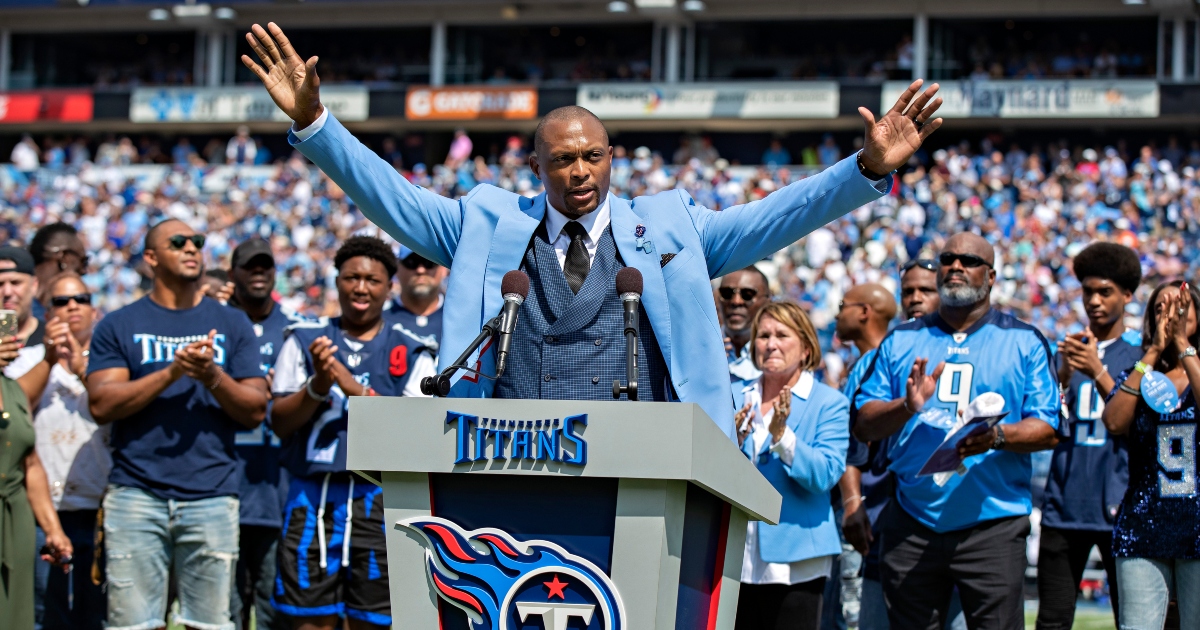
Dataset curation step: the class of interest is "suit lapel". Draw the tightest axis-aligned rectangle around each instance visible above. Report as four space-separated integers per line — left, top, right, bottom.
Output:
609 197 673 372
483 194 545 325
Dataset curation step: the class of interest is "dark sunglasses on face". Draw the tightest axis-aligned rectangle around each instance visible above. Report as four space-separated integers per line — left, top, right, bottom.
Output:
938 252 989 268
166 234 206 250
902 258 938 272
719 287 759 302
50 294 91 307
400 255 434 271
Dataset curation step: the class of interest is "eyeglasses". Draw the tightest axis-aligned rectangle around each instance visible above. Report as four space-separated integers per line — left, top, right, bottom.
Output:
839 301 869 312
400 255 435 271
938 252 989 268
166 234 206 250
50 293 91 307
902 259 938 272
719 287 759 302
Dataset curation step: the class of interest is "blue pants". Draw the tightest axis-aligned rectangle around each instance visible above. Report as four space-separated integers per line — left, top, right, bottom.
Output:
1116 557 1200 630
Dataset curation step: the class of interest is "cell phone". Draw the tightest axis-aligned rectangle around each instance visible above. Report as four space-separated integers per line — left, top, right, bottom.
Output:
0 310 18 339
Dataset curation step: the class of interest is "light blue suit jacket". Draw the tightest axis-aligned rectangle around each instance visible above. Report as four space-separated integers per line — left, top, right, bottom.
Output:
734 376 849 564
290 114 887 439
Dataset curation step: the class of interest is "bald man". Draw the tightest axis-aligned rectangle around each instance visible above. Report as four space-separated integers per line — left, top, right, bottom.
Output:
243 22 945 442
852 233 1060 630
825 283 896 628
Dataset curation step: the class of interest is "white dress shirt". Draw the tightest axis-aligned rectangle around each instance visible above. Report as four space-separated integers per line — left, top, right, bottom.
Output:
740 371 834 586
541 194 610 270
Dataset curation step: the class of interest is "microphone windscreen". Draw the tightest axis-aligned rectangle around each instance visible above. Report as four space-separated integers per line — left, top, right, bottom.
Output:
501 270 530 299
616 267 643 296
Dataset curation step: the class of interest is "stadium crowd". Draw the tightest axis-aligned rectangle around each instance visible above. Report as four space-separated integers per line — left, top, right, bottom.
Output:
2 129 1200 630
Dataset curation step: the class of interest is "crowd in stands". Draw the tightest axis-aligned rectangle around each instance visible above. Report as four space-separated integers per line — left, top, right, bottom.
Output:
7 131 1200 363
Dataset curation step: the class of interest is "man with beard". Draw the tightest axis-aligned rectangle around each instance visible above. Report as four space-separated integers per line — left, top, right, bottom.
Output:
718 265 771 381
87 219 269 630
226 238 306 630
852 233 1060 630
386 246 446 352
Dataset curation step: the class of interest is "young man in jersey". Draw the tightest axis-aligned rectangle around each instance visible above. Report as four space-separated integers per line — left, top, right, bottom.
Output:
386 245 445 351
854 233 1060 630
226 238 307 630
1036 242 1142 630
87 219 269 630
270 236 435 629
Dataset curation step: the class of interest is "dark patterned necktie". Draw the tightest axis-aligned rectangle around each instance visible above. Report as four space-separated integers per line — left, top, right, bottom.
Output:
562 221 591 294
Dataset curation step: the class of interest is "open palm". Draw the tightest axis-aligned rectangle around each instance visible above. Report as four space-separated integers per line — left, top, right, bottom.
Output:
242 23 324 128
859 79 944 175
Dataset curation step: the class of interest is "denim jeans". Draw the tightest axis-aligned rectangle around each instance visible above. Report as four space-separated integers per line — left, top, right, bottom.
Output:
103 485 239 630
1116 557 1200 630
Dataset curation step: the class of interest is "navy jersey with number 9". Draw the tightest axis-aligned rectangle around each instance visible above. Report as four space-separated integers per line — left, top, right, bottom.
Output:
855 310 1061 533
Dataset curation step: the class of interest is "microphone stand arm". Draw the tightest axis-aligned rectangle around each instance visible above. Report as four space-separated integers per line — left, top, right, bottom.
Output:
421 315 502 397
613 306 639 401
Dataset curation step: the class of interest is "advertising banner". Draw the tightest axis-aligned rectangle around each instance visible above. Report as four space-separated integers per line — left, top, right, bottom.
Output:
0 91 94 123
880 80 1160 118
405 85 538 120
130 86 369 122
576 82 840 119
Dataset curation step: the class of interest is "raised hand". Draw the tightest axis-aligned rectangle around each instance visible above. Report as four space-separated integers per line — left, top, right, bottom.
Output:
241 23 324 128
0 336 20 369
859 79 944 175
308 336 342 396
905 358 944 415
1174 283 1194 352
176 330 220 387
1060 332 1104 380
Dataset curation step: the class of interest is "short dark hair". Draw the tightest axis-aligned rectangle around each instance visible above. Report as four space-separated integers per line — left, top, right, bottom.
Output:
533 105 608 154
29 222 78 265
334 236 399 278
1072 242 1141 293
144 218 185 252
739 265 771 295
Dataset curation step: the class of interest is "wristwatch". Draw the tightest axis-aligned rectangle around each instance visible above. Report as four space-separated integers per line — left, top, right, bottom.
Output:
991 425 1007 451
1181 346 1198 361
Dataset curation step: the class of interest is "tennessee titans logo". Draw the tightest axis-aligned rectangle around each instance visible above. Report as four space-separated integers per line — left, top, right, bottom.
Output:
399 517 626 630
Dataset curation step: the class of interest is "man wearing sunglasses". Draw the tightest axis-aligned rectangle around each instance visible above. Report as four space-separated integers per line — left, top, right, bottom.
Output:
718 266 771 382
86 219 269 630
245 21 945 440
853 233 1060 630
386 245 446 353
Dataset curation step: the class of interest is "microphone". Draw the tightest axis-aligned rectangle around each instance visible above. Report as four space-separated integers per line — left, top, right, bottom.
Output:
420 270 528 397
495 270 530 378
613 267 642 401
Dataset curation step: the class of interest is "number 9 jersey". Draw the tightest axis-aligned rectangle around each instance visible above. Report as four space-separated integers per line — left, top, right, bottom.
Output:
1040 333 1141 532
1108 368 1200 559
854 309 1061 533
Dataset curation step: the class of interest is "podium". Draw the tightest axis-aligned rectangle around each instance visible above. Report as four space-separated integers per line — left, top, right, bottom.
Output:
347 397 782 630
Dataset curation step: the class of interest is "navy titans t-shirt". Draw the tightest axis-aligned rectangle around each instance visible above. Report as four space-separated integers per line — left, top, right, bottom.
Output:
233 303 307 528
1040 333 1141 531
88 296 266 501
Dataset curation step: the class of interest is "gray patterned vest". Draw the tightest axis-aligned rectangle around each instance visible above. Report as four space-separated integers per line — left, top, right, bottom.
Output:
494 223 670 401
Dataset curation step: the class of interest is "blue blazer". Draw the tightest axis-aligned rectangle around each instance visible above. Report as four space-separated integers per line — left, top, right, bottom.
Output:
734 375 849 564
291 114 886 440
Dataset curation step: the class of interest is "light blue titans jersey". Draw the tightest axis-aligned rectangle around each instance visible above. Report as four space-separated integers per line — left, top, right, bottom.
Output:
855 309 1060 533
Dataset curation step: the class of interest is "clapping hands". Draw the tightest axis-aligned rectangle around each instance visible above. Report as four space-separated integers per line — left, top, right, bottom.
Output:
173 330 222 389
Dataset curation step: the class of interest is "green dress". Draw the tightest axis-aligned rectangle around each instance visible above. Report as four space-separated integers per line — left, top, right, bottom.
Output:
0 376 35 630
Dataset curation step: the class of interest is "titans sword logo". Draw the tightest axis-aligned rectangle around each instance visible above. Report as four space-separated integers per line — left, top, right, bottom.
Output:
399 517 626 630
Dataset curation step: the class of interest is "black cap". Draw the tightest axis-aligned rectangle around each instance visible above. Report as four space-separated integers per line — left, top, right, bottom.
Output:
231 239 275 269
0 247 35 275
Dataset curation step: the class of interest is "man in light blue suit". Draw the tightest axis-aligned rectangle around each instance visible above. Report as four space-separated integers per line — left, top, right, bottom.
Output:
241 22 944 440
